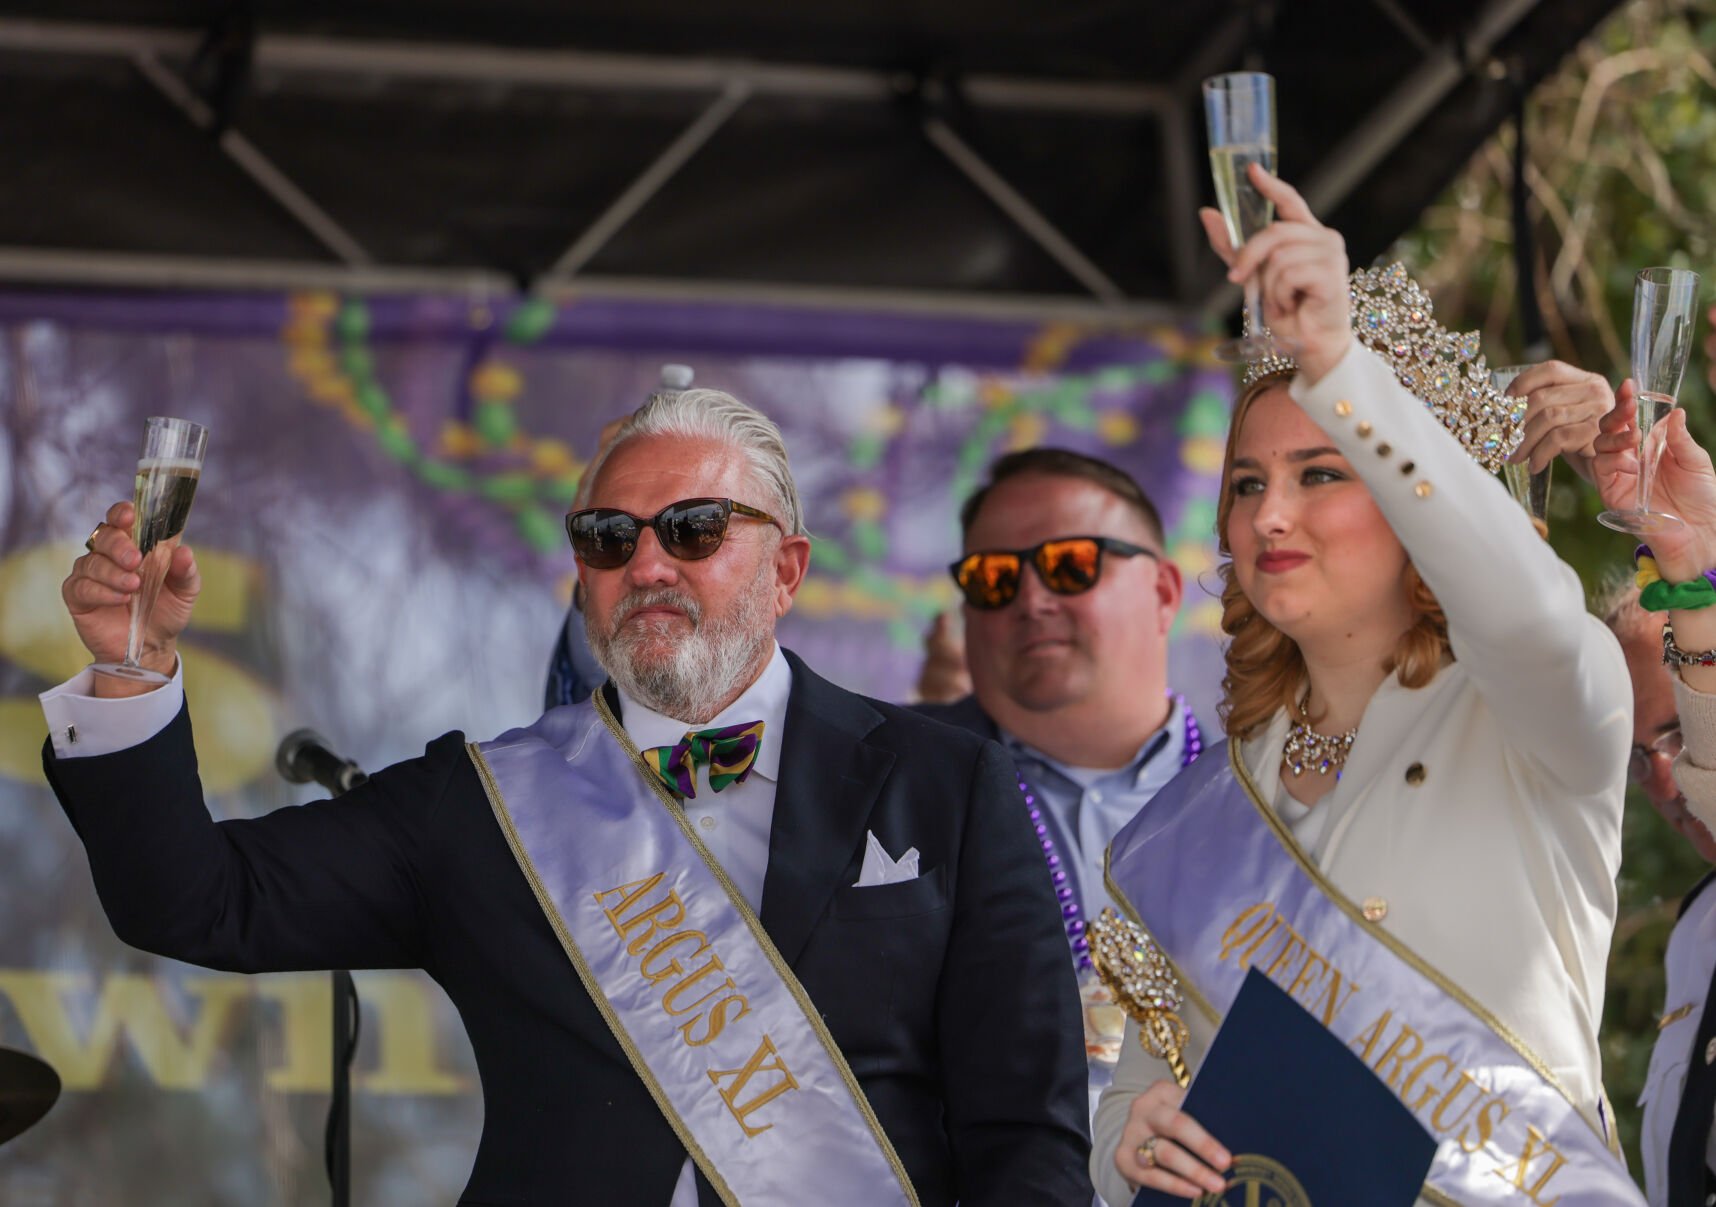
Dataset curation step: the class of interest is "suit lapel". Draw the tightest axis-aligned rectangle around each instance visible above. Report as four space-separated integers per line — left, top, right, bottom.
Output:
760 651 895 968
1669 899 1716 1201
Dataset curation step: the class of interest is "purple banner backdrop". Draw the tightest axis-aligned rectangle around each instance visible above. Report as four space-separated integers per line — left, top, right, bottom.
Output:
0 289 1231 1204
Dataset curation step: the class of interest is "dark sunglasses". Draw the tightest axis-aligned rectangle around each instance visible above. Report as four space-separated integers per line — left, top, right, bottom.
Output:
948 536 1157 611
566 497 783 568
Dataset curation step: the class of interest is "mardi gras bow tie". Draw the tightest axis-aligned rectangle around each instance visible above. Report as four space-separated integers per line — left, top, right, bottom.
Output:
643 720 765 799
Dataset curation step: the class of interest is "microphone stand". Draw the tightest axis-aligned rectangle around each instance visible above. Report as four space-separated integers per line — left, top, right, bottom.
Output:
274 734 368 1207
326 968 359 1207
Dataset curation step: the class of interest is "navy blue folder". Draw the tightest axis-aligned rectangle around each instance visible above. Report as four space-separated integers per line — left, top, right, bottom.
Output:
1131 968 1436 1206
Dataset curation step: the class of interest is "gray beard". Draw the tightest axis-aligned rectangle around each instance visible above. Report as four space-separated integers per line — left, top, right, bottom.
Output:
587 580 774 724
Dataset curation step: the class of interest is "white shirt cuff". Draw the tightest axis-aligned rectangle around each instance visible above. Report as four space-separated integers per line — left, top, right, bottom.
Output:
40 660 185 760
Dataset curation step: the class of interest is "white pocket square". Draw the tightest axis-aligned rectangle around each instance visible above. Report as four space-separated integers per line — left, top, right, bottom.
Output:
854 830 920 887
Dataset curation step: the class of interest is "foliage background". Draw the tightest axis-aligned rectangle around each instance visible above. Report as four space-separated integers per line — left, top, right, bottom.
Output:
1390 0 1716 1169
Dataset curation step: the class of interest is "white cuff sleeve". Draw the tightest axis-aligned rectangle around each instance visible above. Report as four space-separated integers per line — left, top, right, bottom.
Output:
40 660 185 760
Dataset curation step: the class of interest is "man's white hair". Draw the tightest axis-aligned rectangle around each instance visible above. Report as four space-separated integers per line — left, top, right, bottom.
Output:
1593 568 1649 637
578 388 805 535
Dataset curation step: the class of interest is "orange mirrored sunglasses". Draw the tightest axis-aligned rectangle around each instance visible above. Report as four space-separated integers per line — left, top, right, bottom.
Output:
948 536 1156 610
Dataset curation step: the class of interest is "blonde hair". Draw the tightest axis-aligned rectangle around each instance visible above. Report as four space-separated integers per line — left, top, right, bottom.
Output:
1593 568 1648 637
1216 373 1452 739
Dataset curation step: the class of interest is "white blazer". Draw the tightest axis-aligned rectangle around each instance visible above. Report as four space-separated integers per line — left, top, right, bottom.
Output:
1091 342 1631 1206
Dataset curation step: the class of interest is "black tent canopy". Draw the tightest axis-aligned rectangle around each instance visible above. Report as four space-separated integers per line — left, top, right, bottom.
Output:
0 1 1619 318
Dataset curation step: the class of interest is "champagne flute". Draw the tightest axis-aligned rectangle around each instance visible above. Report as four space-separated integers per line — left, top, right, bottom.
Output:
1599 267 1700 534
1204 72 1286 363
1491 364 1551 526
91 417 209 685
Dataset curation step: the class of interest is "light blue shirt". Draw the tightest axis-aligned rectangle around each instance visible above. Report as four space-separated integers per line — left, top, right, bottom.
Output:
1000 697 1192 924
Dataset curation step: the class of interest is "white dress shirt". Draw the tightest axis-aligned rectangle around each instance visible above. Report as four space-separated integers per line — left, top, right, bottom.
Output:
41 643 795 1207
613 643 790 915
41 661 188 759
1091 342 1631 1207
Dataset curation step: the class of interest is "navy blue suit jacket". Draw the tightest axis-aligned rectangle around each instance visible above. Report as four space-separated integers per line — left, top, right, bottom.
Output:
45 651 1090 1206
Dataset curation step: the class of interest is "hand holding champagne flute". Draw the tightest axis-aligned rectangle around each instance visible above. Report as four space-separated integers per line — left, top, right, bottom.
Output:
65 417 207 696
1203 71 1285 363
1490 360 1620 528
1593 391 1716 580
1198 166 1352 385
1599 266 1700 534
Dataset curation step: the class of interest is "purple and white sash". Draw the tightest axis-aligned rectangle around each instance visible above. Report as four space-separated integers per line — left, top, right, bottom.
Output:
469 694 917 1207
1105 741 1643 1207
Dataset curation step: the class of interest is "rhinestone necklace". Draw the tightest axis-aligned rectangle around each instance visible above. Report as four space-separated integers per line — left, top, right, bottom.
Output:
1018 693 1203 972
1282 693 1357 778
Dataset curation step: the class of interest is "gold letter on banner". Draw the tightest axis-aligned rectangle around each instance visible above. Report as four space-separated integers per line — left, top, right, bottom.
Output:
357 974 468 1093
707 1035 801 1138
254 974 332 1091
1492 1124 1568 1207
0 971 248 1090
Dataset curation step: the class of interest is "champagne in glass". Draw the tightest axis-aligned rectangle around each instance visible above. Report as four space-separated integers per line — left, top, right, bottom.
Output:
92 417 209 685
1599 267 1700 534
1204 72 1287 363
1209 143 1278 251
1491 364 1551 527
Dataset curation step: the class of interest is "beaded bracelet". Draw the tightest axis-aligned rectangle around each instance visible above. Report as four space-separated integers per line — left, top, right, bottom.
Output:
1662 622 1716 668
1635 545 1716 612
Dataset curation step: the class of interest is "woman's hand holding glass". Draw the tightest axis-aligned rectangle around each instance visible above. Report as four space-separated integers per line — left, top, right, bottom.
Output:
62 499 202 696
1593 389 1716 584
1595 391 1716 696
1199 165 1351 384
1503 363 1617 481
1114 1078 1233 1200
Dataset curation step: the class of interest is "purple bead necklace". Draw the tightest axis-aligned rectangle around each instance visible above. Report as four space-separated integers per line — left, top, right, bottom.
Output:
1020 693 1204 973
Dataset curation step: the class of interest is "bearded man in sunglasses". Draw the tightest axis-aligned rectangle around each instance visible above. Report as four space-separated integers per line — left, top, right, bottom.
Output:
41 389 1090 1206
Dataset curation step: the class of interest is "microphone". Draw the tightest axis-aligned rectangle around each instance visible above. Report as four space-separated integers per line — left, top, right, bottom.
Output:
271 730 368 1205
275 729 369 795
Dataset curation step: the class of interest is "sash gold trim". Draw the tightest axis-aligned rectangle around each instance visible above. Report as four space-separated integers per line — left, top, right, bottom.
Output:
1225 741 1609 1150
1103 858 1464 1206
467 741 740 1203
1659 1003 1696 1031
1102 849 1219 1028
470 693 919 1206
1106 852 1459 1207
1105 746 1628 1207
589 691 919 1206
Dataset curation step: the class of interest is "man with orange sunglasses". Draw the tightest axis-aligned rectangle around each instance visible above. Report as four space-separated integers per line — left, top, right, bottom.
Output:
919 448 1198 1104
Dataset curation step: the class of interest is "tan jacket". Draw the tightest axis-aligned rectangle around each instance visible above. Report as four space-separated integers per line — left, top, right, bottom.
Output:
1674 675 1716 827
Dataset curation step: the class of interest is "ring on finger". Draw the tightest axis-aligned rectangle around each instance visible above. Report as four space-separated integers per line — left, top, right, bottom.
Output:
84 522 104 553
1137 1136 1159 1169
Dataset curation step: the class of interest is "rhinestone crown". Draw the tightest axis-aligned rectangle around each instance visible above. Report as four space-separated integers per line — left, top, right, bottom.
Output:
1242 262 1526 474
